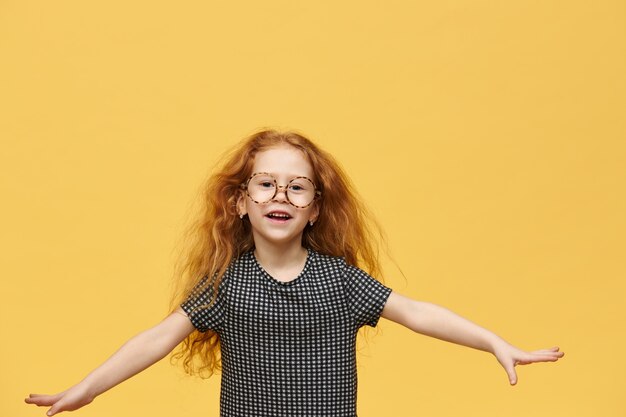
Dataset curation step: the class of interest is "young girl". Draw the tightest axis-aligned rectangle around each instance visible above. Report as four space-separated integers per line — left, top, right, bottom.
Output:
25 129 564 417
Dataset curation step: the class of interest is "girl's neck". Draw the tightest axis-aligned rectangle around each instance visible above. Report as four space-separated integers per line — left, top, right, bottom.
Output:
253 243 308 281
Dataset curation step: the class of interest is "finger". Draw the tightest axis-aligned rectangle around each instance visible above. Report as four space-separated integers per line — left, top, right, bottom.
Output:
26 393 51 401
24 394 62 406
26 391 67 400
505 362 518 385
47 400 66 416
532 347 562 354
529 351 561 357
517 353 564 365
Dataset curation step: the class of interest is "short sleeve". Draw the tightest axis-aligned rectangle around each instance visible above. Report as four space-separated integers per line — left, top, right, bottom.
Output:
343 263 392 328
180 275 226 333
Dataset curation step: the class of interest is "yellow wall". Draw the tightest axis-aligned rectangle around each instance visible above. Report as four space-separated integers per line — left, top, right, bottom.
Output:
2 1 624 416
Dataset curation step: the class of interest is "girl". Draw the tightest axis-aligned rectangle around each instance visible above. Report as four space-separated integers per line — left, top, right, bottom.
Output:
25 129 564 417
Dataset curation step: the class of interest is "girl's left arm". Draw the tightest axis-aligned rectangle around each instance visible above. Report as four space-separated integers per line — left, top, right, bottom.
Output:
380 291 564 385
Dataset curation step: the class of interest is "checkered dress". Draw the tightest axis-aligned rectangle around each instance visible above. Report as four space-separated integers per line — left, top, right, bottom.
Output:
181 248 392 417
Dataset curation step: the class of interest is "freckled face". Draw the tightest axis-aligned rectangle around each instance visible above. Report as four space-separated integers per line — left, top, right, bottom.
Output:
237 146 320 248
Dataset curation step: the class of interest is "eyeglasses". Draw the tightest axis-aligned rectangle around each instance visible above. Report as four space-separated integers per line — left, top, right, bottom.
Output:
241 172 321 208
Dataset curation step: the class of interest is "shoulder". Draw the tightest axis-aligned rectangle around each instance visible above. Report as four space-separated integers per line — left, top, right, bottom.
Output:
311 250 384 287
308 249 368 281
220 250 256 279
192 252 252 293
229 250 254 271
308 249 347 271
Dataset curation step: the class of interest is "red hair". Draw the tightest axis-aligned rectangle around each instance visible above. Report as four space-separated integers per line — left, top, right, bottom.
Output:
169 129 386 378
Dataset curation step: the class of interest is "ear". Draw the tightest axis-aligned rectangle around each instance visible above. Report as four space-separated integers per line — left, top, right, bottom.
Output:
236 190 247 217
309 201 320 224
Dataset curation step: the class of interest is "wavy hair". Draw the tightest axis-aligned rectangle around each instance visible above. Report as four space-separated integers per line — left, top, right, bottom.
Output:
169 129 387 378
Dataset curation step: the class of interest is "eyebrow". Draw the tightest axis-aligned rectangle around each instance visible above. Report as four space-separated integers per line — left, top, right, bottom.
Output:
253 172 317 183
256 171 312 178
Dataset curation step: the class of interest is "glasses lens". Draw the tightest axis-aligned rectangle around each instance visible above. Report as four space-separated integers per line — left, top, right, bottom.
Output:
247 173 276 203
286 177 316 207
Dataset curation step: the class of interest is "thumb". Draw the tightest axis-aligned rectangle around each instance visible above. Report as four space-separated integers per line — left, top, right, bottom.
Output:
506 362 518 386
47 401 64 417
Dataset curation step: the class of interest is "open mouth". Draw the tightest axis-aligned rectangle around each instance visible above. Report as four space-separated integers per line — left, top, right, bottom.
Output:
266 211 292 221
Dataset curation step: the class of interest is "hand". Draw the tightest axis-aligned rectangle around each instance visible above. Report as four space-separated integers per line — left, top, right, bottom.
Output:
25 382 95 416
492 341 564 385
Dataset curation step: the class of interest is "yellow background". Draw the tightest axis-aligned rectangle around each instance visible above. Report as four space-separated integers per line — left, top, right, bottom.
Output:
1 1 624 416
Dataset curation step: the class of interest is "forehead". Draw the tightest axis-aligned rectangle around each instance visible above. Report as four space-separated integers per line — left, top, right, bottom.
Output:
252 146 314 179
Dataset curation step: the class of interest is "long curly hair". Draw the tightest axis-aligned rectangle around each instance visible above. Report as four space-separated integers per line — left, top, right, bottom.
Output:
168 128 387 378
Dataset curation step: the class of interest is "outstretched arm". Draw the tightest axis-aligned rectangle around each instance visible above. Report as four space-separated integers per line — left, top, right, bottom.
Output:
25 308 195 416
380 291 564 385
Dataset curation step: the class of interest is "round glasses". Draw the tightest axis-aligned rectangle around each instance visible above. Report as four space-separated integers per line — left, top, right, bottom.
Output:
241 172 321 208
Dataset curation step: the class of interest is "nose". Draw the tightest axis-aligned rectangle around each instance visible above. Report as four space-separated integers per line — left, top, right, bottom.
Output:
272 185 289 202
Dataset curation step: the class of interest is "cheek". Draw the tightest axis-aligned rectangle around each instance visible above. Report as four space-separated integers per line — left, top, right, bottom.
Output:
246 203 269 221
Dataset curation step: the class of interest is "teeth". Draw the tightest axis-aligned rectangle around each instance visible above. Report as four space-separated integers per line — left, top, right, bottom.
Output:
268 213 290 219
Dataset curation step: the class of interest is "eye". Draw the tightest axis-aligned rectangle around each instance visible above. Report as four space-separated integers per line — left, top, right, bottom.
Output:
288 180 312 193
260 181 274 188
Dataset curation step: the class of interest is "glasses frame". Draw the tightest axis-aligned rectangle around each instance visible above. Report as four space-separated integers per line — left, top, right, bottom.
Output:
240 172 322 209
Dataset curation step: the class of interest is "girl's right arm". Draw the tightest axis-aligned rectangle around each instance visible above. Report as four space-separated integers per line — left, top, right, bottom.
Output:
25 307 195 416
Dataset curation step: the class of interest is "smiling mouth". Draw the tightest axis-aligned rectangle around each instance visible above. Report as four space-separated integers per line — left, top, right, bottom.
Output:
266 212 292 220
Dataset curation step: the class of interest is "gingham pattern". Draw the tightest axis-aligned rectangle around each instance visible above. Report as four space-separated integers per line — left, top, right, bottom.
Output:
181 248 392 417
